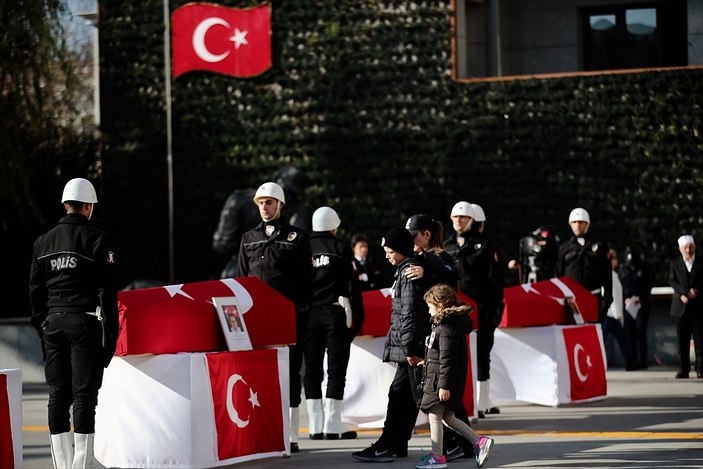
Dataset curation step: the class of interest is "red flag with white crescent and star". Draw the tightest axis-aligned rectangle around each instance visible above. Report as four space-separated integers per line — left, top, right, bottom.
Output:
0 374 15 469
563 325 607 401
206 349 285 459
172 3 271 78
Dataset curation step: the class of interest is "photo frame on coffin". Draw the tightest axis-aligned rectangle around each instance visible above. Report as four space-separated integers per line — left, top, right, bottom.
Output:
564 296 585 325
213 297 253 351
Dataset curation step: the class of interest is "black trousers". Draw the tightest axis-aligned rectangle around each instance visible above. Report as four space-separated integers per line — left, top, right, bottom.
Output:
676 308 703 373
290 307 310 408
377 364 423 449
477 320 496 382
623 306 650 367
303 304 351 400
43 312 104 434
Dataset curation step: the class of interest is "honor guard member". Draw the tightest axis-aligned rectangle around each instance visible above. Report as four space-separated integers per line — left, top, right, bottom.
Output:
556 207 613 324
445 201 503 419
212 165 308 278
237 181 313 453
304 207 364 441
444 201 475 259
29 178 118 469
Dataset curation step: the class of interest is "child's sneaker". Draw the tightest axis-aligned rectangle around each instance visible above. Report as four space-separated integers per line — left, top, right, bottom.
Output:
416 452 447 469
473 436 494 468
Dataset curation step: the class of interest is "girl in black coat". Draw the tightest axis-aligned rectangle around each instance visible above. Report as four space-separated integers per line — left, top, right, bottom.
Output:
417 284 494 469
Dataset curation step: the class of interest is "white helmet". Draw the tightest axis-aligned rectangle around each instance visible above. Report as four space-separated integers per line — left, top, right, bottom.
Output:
471 203 486 222
312 206 341 232
253 182 285 204
450 201 474 218
569 207 590 224
61 178 97 203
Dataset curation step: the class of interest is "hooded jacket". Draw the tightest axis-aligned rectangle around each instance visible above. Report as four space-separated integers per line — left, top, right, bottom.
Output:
419 304 473 413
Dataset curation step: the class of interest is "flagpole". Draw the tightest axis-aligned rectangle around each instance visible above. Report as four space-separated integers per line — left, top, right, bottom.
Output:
163 0 175 283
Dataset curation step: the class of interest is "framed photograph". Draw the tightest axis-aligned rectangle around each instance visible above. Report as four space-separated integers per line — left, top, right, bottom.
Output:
564 296 585 325
213 296 253 351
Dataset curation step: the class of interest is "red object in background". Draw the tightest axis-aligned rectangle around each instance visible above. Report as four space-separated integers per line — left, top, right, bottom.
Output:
172 3 271 78
0 374 14 469
360 288 478 337
116 277 296 356
500 277 598 327
207 349 285 459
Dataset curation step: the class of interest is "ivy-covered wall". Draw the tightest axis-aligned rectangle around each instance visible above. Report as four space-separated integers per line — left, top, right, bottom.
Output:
99 0 702 288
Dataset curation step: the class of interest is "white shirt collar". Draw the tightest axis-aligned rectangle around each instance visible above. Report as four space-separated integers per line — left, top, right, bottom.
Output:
684 255 695 272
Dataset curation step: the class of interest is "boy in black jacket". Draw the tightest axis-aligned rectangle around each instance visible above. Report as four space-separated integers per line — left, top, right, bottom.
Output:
352 227 430 462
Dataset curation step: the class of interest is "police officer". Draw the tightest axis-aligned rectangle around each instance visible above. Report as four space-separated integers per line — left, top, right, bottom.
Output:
556 207 612 323
304 207 364 441
445 202 503 420
212 165 309 278
237 181 313 453
29 178 118 469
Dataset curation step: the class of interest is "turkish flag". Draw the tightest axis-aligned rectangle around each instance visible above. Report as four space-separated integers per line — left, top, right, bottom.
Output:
207 349 285 459
115 277 296 356
563 325 607 401
172 3 271 78
0 374 15 469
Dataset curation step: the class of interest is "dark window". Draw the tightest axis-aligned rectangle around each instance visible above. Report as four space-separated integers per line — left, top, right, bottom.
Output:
583 2 688 71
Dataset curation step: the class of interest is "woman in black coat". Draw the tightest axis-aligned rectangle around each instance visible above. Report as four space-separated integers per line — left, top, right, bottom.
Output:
417 284 494 468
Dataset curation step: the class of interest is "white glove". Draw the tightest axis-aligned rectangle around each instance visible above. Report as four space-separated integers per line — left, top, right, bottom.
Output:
339 296 353 328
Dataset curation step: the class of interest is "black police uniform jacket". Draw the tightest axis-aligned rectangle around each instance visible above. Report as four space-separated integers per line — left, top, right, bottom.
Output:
310 231 364 333
445 230 503 323
556 234 612 319
383 255 431 363
421 249 460 289
237 218 313 311
420 304 473 414
29 213 119 358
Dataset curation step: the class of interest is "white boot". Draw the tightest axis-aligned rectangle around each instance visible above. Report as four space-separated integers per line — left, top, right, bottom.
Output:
477 380 490 413
306 399 324 438
50 432 73 469
72 433 96 469
323 398 356 439
289 407 300 453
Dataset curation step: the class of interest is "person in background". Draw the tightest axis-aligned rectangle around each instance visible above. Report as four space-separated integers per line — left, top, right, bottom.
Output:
669 235 703 379
351 233 382 291
618 246 652 370
446 202 503 419
237 181 313 452
304 207 364 441
352 227 430 463
29 178 119 469
417 284 495 469
605 249 637 370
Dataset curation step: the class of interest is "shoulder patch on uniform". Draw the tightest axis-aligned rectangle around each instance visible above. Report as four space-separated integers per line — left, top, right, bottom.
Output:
287 232 297 241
